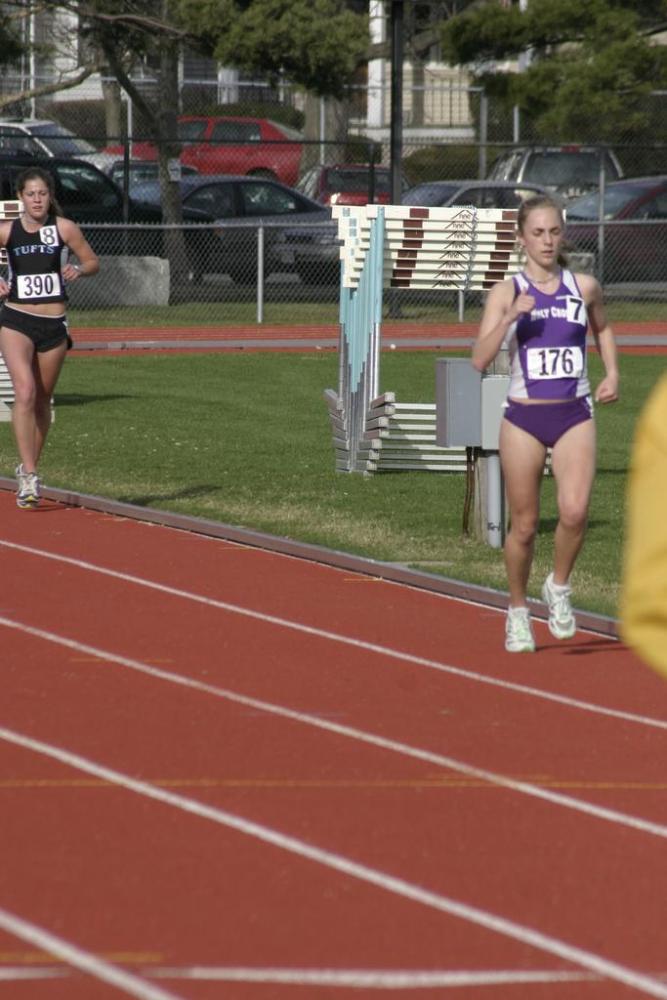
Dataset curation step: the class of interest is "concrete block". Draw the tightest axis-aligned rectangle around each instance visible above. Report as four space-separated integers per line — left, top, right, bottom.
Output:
67 256 170 308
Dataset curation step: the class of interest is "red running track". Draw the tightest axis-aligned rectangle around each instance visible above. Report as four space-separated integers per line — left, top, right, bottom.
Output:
70 322 667 353
0 491 666 1000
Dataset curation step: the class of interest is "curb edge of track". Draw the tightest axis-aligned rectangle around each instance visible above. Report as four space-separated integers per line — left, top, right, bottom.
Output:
0 478 619 639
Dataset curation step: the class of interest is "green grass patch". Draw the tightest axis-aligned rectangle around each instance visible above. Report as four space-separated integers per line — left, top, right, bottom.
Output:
69 298 475 328
0 350 660 619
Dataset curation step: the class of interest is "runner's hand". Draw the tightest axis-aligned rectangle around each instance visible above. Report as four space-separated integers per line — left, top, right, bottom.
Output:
509 292 535 321
595 375 619 403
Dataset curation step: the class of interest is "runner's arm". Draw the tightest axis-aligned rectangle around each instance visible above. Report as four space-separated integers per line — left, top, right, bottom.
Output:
472 279 534 372
58 218 100 281
580 273 619 403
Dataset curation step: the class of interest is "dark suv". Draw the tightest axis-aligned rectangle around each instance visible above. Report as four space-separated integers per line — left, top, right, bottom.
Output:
0 155 212 258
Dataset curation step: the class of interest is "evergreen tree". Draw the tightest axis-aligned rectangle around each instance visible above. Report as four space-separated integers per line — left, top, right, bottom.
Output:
441 0 667 144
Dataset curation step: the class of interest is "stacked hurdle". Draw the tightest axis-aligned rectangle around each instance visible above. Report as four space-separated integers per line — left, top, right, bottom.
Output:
0 200 23 421
325 204 523 473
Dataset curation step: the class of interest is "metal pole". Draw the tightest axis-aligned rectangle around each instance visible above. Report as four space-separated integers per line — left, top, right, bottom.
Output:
389 0 404 205
486 451 504 548
319 97 326 164
29 12 36 118
478 92 488 179
512 0 531 145
596 147 607 283
256 226 265 324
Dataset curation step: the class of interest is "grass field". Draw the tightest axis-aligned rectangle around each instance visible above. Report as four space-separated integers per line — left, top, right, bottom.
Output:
0 349 661 619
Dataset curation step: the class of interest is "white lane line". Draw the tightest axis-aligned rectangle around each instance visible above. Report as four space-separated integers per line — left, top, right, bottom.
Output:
1 614 666 840
0 539 664 732
0 964 596 988
0 908 185 1000
1 725 666 1000
147 965 596 987
0 967 67 980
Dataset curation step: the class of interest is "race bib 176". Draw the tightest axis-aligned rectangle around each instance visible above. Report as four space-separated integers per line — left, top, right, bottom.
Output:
526 345 584 380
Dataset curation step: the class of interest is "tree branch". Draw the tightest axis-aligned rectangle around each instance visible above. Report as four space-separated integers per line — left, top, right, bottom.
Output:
0 62 99 112
39 0 191 40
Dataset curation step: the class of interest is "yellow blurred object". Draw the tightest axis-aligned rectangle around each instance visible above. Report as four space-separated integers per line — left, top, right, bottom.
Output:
620 372 667 678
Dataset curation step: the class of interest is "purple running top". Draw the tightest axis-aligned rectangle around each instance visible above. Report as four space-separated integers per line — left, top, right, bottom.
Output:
504 269 590 401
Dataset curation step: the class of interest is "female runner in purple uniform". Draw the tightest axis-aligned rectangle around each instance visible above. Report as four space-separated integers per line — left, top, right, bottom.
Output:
473 195 618 652
0 167 98 508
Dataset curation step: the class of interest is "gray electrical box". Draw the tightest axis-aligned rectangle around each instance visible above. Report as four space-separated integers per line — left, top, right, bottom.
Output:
436 358 510 449
481 375 510 450
435 358 482 447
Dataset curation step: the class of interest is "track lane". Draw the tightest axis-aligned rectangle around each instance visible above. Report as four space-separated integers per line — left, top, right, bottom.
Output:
0 512 665 825
2 494 666 998
3 728 620 999
2 719 666 1000
0 497 663 720
1 617 666 980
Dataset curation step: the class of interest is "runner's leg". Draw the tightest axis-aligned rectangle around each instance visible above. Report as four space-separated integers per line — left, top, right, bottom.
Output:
0 326 39 472
32 340 67 465
549 416 596 585
499 418 547 607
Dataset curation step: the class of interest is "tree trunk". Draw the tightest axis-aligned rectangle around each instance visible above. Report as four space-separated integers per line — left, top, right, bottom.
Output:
156 30 190 289
302 92 352 170
101 75 122 144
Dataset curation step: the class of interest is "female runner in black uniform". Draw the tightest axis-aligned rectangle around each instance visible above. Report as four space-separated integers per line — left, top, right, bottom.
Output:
0 166 99 507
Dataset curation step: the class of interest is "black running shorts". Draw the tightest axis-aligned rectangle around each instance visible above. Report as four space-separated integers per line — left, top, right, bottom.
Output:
0 304 72 352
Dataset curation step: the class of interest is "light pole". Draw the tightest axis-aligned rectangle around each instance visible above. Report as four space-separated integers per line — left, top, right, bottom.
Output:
389 0 404 205
513 0 531 143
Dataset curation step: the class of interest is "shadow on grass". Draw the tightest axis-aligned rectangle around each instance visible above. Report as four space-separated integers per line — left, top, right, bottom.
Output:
539 517 607 532
55 393 136 407
116 485 221 507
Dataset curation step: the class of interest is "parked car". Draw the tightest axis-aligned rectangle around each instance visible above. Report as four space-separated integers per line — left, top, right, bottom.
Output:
0 155 212 262
104 116 304 187
286 179 551 285
127 173 332 283
0 118 113 171
296 163 408 206
487 145 624 199
565 175 667 283
108 159 199 196
402 179 548 208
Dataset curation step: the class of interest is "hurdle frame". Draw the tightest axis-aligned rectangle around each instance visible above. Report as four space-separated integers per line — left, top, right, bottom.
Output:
325 203 522 477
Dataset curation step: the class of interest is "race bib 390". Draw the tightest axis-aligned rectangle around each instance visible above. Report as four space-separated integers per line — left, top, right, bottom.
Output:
17 273 62 299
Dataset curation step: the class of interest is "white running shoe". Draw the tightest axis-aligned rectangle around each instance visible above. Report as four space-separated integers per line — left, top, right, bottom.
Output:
505 606 536 653
542 572 576 639
15 463 41 509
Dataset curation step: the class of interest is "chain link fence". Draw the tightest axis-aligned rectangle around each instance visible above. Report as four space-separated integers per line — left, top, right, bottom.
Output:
1 74 665 323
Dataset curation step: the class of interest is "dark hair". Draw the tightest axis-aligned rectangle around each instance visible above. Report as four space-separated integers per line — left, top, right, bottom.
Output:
517 194 569 267
15 166 64 216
